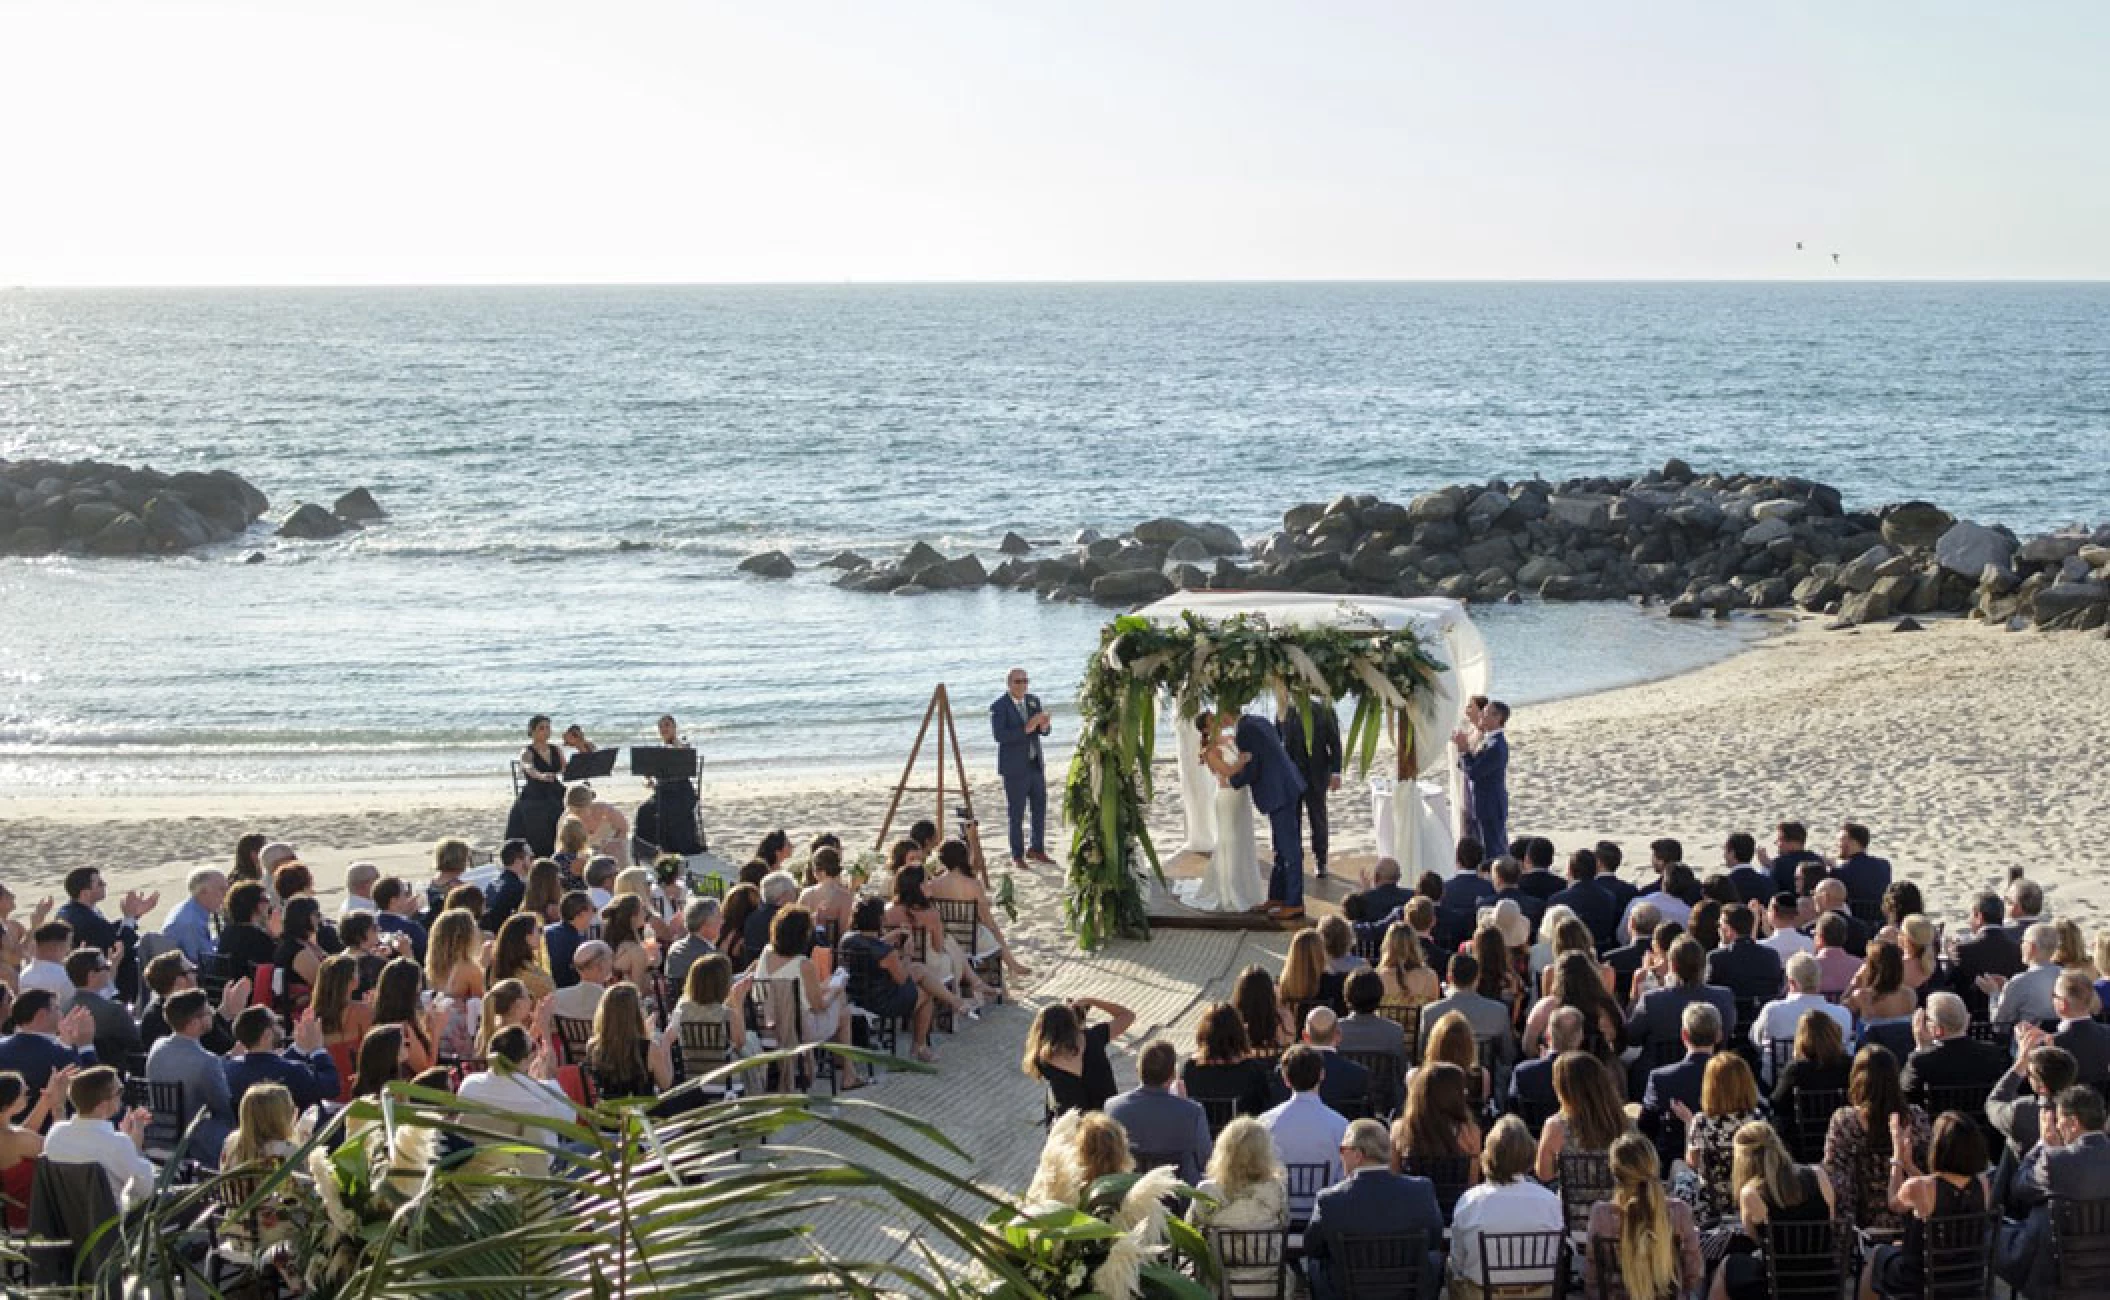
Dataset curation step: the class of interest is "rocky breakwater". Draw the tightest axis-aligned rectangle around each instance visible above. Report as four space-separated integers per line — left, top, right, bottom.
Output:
742 461 2110 635
0 458 269 557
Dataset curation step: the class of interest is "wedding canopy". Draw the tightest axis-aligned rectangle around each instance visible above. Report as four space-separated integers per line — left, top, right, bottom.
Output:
1062 590 1486 949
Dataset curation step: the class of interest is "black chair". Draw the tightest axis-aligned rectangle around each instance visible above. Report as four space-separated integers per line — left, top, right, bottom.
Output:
207 1164 297 1300
197 951 242 1001
552 1014 595 1063
1198 1095 1239 1139
2048 1197 2110 1300
934 896 1005 1005
1765 1038 1796 1082
26 1158 122 1295
1588 1235 1623 1300
1964 1019 2013 1052
1755 1217 1851 1300
1479 1229 1568 1300
1790 1088 1847 1165
122 1076 186 1163
1922 1083 2003 1161
1917 1209 1997 1300
1333 1230 1427 1300
1340 1050 1405 1121
745 977 837 1095
676 1017 744 1097
1401 1152 1474 1226
831 940 903 1057
1514 1092 1560 1130
1207 1226 1288 1300
1374 1004 1423 1064
1131 1148 1182 1174
1734 997 1764 1037
1352 926 1383 966
1557 1150 1614 1240
1283 1161 1332 1235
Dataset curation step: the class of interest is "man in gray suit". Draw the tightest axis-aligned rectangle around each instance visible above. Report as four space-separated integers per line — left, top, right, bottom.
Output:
64 948 141 1068
1420 952 1516 1087
1999 1085 2110 1298
1104 1042 1211 1183
144 989 235 1169
1988 1041 2079 1158
1982 924 2062 1029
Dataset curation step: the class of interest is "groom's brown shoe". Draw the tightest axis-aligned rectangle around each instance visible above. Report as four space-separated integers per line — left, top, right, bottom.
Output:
1273 906 1306 921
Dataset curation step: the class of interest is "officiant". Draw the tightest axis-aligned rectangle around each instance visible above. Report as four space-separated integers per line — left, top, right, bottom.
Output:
1277 702 1343 880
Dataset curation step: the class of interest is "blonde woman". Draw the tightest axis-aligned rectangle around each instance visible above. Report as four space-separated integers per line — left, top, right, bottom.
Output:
553 816 592 873
1896 916 1939 993
1584 1133 1702 1300
563 783 630 864
1026 1109 1134 1204
2052 918 2098 979
614 866 680 945
218 1083 303 1270
1377 924 1440 1008
1188 1116 1288 1230
1277 929 1329 1010
1712 1121 1834 1300
476 979 536 1057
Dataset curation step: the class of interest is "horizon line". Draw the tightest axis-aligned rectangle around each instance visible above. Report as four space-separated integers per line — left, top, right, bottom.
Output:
7 275 2110 291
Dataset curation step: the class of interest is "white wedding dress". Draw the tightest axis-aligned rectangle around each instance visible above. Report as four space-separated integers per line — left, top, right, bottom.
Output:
1174 741 1265 912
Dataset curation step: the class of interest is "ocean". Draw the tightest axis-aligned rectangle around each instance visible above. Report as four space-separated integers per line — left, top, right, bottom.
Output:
1 282 2104 795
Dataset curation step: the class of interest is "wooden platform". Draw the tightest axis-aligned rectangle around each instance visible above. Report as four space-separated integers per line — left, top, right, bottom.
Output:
1145 848 1374 932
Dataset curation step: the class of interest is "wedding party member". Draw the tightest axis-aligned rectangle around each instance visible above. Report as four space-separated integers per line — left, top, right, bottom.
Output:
989 668 1053 869
504 715 568 858
1179 714 1266 914
1455 701 1510 853
1277 702 1342 880
1206 708 1309 920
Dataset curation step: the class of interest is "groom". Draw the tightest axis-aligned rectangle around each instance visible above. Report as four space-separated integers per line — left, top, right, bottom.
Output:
1219 709 1309 919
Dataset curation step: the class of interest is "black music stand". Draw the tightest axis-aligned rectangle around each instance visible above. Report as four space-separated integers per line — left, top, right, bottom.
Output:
630 746 705 857
563 748 620 782
629 746 699 782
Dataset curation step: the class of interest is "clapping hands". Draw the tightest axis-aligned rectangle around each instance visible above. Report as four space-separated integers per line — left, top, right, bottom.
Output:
58 1005 96 1048
119 889 159 921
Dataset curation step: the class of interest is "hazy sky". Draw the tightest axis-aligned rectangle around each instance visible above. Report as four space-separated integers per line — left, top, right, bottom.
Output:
3 1 2105 284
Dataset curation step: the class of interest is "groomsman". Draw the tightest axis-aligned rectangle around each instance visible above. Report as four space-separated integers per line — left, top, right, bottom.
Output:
1457 701 1511 854
1278 703 1343 880
990 668 1054 869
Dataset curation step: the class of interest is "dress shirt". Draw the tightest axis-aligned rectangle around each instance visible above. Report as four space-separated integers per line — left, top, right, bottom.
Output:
1622 892 1691 930
1759 928 1814 961
458 1066 576 1167
19 958 73 1004
45 1116 159 1209
338 895 379 919
1260 1090 1348 1197
1450 1178 1564 1284
160 897 218 965
1750 993 1855 1066
1812 948 1862 996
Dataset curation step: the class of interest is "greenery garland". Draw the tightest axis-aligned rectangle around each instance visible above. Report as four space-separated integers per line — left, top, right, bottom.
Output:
1062 608 1445 950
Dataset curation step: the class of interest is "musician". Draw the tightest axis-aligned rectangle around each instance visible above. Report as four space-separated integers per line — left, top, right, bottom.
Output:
504 715 567 857
562 724 596 753
635 713 704 857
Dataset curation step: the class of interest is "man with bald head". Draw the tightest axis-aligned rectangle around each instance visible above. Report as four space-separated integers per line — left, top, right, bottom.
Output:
990 667 1052 869
1302 1005 1371 1118
1800 878 1870 957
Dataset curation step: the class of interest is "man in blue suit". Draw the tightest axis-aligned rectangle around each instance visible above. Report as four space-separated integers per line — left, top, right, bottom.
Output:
0 990 100 1108
1637 1003 1721 1165
1830 821 1891 916
989 668 1053 868
1214 709 1308 918
1456 701 1510 853
1302 1118 1445 1300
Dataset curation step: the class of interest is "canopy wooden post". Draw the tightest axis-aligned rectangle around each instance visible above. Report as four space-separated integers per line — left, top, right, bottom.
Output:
1395 708 1418 781
876 684 981 857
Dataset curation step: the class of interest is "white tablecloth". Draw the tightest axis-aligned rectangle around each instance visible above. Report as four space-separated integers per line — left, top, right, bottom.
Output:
1372 778 1455 881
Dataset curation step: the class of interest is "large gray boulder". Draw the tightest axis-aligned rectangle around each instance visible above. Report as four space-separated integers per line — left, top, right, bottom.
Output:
2017 533 2086 567
998 531 1033 556
1739 517 1794 548
1407 492 1458 524
1089 568 1174 605
736 550 796 579
277 502 348 540
1935 522 2016 580
1880 501 1954 552
1163 536 1212 566
917 553 987 589
899 541 947 575
332 487 387 523
820 549 869 570
142 495 213 551
1547 493 1612 531
66 501 127 540
88 513 148 555
2032 581 2108 624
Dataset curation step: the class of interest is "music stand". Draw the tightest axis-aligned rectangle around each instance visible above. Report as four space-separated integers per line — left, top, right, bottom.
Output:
629 746 699 782
563 748 620 782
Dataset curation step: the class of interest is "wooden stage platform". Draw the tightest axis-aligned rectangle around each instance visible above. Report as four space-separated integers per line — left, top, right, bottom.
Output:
1144 849 1380 932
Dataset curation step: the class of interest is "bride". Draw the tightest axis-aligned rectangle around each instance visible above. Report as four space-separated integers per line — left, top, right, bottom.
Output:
1173 712 1265 913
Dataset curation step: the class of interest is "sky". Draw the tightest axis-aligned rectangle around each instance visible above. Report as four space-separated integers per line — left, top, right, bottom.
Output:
2 1 2105 285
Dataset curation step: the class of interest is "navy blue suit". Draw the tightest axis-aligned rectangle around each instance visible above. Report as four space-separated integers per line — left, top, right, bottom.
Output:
1831 852 1892 912
1228 714 1308 908
1460 732 1509 852
1726 865 1774 904
1508 1055 1558 1116
1639 1049 1712 1165
1303 1168 1445 1300
990 691 1049 860
1768 848 1825 897
0 1033 96 1107
1435 873 1496 950
226 1045 342 1112
1549 878 1621 950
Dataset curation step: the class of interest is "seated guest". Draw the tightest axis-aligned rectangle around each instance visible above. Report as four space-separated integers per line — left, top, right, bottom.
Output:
1533 1050 1631 1182
1487 854 1548 941
1105 1041 1211 1182
668 953 747 1060
1523 950 1625 1060
350 1025 412 1101
339 861 381 918
1639 1003 1721 1164
145 988 235 1167
837 897 939 1061
1548 849 1621 951
1413 1010 1495 1109
1343 856 1413 924
1421 953 1515 1075
1947 891 2021 1020
1997 1085 2110 1298
1706 904 1784 1005
1301 1007 1370 1117
1259 1045 1349 1195
372 876 429 964
1509 1007 1580 1117
456 1026 574 1171
1393 1060 1481 1182
63 947 140 1067
311 953 374 1056
43 1065 157 1209
1862 1112 1989 1300
1449 1115 1562 1300
1376 925 1441 1009
1025 1109 1133 1204
1823 1045 1927 1236
1584 1133 1703 1300
1899 992 2009 1107
1435 840 1495 948
1336 970 1410 1075
1233 966 1295 1058
369 958 440 1075
1626 861 1698 931
1023 998 1136 1118
1986 1036 2077 1157
1625 937 1736 1093
551 941 612 1024
544 892 594 990
1751 953 1855 1081
18 922 75 1004
1894 913 1939 993
1180 1003 1276 1118
225 1005 340 1112
583 983 673 1104
1983 923 2061 1029
1674 1052 1762 1230
0 991 98 1103
56 866 156 996
1637 837 1681 899
1769 1008 1853 1116
1844 939 1918 1027
1302 1118 1444 1300
1757 892 1814 961
1516 837 1564 902
487 912 555 1001
139 951 241 1054
1279 930 1334 1015
1593 841 1637 909
158 867 227 965
1316 915 1364 979
272 897 330 1003
337 913 393 991
1762 821 1823 897
1721 833 1773 904
1808 913 1863 996
1605 902 1661 1003
0 1070 64 1230
2049 971 2110 1083
1187 1116 1289 1245
1802 879 1869 958
663 897 722 993
1716 1121 1836 1300
423 839 471 923
749 904 862 1088
1829 820 1890 917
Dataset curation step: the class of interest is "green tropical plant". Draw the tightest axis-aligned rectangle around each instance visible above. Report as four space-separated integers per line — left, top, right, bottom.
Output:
1063 608 1444 950
71 1049 1190 1299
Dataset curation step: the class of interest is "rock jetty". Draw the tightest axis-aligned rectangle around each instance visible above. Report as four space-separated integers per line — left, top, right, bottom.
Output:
789 463 2110 635
0 458 269 557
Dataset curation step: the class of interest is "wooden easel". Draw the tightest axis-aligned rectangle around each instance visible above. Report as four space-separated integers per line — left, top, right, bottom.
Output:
875 684 985 871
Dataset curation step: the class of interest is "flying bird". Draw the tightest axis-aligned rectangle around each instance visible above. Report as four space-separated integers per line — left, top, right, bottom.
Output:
1796 241 1803 251
1831 252 1841 265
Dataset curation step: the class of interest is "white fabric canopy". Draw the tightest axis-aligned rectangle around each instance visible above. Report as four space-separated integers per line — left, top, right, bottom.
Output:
1129 592 1491 862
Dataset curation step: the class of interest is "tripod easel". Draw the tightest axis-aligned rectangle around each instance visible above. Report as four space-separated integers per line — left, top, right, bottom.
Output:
875 684 987 874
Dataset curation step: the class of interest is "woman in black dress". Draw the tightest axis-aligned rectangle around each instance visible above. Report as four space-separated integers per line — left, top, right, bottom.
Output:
1862 1111 1991 1300
1021 997 1136 1117
1716 1121 1836 1300
505 714 567 857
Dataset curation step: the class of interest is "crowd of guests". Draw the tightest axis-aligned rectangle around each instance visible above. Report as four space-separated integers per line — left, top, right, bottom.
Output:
0 815 1035 1266
1032 821 2110 1300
